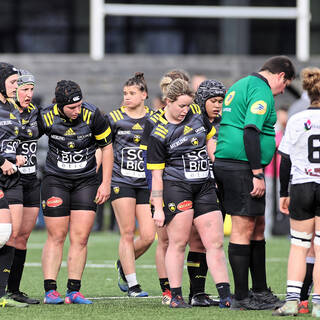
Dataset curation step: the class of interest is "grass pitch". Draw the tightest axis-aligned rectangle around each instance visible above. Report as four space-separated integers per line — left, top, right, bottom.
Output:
1 230 295 319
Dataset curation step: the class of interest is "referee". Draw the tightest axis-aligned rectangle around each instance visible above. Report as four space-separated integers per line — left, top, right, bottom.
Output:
214 56 295 310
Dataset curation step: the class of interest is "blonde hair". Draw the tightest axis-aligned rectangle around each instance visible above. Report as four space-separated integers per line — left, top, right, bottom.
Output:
165 79 194 102
301 67 320 104
159 69 190 99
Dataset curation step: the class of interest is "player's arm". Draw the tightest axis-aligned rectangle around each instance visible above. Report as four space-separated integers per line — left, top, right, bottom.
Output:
279 152 291 215
243 126 265 198
92 108 113 204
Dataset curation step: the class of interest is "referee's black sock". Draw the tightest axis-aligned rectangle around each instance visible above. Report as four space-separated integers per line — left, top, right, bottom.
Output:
187 251 207 297
249 239 268 292
67 279 81 293
0 245 15 298
7 248 26 293
228 242 250 300
159 278 170 293
300 260 314 301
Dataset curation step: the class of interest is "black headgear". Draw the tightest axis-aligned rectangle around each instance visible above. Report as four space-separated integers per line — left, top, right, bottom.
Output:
0 64 18 97
194 79 226 111
55 80 82 113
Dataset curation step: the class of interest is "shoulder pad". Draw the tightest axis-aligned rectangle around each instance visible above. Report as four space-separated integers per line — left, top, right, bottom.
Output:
190 103 201 114
109 108 124 123
153 124 169 140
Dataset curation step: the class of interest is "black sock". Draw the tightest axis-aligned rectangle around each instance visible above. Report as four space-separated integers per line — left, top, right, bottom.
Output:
7 248 26 293
300 261 314 301
216 282 231 300
187 251 207 297
228 242 250 300
0 245 15 298
67 279 81 293
250 239 268 292
159 278 170 293
44 279 57 292
171 287 182 298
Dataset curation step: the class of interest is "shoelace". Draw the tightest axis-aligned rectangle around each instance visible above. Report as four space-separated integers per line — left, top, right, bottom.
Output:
48 291 61 298
71 292 85 299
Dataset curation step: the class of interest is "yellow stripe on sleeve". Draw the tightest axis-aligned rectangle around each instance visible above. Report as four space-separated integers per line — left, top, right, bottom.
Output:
206 126 216 140
95 127 111 140
147 163 165 170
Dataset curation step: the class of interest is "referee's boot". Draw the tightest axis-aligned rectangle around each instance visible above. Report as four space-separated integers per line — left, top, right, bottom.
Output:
250 287 284 309
7 291 40 304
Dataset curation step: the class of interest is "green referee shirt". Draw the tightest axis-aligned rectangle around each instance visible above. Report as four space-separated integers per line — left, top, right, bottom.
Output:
215 73 277 166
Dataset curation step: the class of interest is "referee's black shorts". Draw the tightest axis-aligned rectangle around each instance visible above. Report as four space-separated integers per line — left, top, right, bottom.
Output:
214 160 265 217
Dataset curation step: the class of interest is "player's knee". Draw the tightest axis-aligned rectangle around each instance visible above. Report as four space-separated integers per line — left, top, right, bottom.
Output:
0 223 12 249
313 231 320 248
291 229 312 248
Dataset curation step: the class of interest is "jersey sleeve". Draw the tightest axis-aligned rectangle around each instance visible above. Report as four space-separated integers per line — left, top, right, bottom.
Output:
203 113 216 140
147 135 166 170
244 85 273 132
278 119 293 156
92 108 112 147
140 120 153 150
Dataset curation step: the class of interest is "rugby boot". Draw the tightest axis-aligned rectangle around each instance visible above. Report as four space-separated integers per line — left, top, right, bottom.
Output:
170 295 192 308
65 291 92 304
272 300 298 316
231 296 275 310
251 287 284 309
127 284 148 297
115 259 128 292
162 289 172 305
298 300 309 314
7 291 40 304
0 294 28 308
219 296 232 308
312 302 320 317
189 292 219 307
44 290 64 304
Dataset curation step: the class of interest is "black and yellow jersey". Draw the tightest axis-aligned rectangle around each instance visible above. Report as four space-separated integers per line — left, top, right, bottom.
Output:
8 99 40 177
147 105 215 183
39 102 111 179
0 100 21 163
139 108 165 151
107 106 153 187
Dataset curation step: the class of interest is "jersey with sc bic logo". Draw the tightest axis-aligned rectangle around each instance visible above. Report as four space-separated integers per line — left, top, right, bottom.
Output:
107 106 153 187
147 104 216 183
8 99 40 176
40 102 111 179
0 101 21 163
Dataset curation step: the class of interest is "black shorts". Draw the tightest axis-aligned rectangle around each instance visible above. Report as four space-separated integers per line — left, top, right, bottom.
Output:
163 180 220 225
289 182 320 221
41 174 99 217
214 161 265 217
21 176 40 208
110 184 150 204
0 172 23 209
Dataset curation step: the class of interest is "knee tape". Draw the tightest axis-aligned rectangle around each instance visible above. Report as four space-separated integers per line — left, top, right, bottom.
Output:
0 223 12 249
290 229 312 248
314 231 320 247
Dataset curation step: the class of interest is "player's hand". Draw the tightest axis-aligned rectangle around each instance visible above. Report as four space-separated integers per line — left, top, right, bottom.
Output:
279 197 290 215
153 209 165 227
250 177 265 198
16 155 26 167
95 182 111 205
1 159 17 175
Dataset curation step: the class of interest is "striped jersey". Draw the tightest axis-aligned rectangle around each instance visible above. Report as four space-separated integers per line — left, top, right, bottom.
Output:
39 102 111 179
147 104 215 183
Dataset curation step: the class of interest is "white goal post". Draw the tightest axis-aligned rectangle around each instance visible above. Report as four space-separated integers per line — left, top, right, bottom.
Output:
90 0 310 61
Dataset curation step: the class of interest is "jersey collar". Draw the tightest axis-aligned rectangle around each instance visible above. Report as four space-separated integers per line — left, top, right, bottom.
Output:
251 72 271 88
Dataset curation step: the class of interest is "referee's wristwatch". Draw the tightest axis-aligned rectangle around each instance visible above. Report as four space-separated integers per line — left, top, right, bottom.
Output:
253 173 265 180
